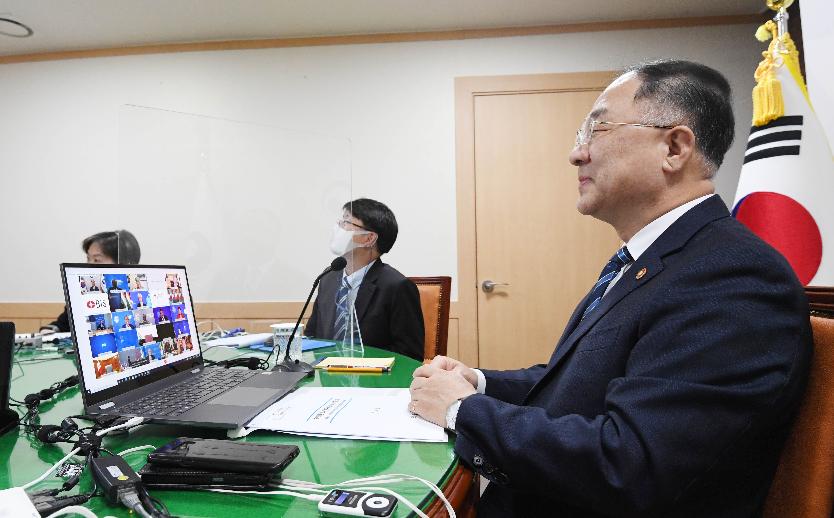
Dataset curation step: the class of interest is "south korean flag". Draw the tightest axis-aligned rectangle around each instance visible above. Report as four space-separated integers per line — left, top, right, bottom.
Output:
733 60 834 285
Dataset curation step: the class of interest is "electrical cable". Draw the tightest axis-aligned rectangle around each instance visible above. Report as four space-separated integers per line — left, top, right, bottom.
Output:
203 356 268 370
14 376 162 517
21 447 82 490
138 484 172 518
117 444 157 456
197 320 227 342
285 473 454 517
211 472 455 518
29 492 94 516
95 416 145 437
336 485 430 518
16 355 67 364
207 487 324 501
20 417 145 491
119 490 153 518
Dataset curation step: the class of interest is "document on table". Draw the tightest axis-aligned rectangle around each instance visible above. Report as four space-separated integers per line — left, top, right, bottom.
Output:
246 387 448 442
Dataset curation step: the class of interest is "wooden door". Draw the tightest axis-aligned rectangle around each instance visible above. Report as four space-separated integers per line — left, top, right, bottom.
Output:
456 72 621 370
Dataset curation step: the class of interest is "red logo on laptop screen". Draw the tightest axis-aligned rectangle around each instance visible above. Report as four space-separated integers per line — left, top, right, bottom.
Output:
86 300 96 309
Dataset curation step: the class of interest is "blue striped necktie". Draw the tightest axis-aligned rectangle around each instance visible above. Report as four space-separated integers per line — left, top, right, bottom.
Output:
581 246 633 319
333 276 352 339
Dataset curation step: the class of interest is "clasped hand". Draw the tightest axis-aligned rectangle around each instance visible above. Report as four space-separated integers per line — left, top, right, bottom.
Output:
409 355 477 428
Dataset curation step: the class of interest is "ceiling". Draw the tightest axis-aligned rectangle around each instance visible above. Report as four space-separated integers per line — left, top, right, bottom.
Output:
0 0 765 58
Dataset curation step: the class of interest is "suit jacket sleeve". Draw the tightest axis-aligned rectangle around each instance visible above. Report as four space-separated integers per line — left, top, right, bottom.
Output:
452 242 811 515
479 365 548 405
50 306 70 332
389 277 425 361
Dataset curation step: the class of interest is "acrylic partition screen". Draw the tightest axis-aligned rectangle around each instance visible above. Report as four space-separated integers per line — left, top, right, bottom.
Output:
115 105 353 302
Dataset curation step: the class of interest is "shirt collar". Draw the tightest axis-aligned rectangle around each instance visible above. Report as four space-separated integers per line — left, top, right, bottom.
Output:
343 259 376 287
625 194 715 261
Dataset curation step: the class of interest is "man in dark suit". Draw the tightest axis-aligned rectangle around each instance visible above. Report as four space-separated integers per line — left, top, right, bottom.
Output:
306 198 424 361
409 60 812 517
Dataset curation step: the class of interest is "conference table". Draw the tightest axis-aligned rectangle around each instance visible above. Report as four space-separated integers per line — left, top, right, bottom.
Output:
2 341 477 517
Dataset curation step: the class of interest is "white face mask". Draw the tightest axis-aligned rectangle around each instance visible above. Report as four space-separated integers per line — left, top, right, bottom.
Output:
329 224 359 256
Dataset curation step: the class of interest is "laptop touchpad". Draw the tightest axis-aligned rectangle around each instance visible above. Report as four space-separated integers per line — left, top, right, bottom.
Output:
206 387 276 406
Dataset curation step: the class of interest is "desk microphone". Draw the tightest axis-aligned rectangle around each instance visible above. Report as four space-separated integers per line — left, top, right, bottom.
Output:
271 256 347 375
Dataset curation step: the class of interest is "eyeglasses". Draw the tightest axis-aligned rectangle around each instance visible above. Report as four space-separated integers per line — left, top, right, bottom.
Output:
575 118 675 147
337 219 372 232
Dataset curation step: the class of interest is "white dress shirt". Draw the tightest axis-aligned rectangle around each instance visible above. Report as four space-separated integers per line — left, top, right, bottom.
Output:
445 194 716 430
342 259 376 307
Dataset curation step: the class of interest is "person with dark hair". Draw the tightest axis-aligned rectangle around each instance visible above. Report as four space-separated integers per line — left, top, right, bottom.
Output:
40 230 141 334
409 60 812 517
306 198 424 361
82 230 141 265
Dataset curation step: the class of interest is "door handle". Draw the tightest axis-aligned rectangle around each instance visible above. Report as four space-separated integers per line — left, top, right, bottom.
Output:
481 280 510 293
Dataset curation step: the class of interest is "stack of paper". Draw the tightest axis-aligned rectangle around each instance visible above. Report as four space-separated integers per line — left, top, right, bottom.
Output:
315 356 396 371
245 387 447 443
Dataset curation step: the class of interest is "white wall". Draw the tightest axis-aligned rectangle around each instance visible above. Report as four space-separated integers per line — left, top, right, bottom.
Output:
0 23 762 302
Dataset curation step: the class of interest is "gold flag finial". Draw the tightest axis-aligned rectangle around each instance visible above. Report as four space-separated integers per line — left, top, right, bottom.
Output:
765 0 794 11
751 0 806 126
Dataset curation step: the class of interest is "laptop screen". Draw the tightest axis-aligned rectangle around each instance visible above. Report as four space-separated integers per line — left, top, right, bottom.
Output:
61 264 202 406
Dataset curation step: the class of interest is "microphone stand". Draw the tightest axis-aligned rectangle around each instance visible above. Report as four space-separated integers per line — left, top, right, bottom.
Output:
271 256 346 376
271 279 320 376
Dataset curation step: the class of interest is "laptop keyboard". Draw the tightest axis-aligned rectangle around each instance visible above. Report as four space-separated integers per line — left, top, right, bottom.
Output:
117 368 259 417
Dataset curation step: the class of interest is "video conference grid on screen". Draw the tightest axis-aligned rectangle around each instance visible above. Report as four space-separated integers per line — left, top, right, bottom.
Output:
66 267 199 394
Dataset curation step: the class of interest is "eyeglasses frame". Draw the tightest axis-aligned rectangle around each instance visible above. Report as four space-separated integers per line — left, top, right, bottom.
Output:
575 119 676 147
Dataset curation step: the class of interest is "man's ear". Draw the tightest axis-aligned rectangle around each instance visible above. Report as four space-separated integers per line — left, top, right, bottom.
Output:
662 125 696 174
360 232 378 248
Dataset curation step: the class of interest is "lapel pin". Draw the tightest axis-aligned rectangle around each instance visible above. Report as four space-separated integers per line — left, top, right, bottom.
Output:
635 267 647 280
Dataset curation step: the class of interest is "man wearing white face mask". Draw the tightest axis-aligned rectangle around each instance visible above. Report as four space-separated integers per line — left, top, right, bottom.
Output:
306 198 425 361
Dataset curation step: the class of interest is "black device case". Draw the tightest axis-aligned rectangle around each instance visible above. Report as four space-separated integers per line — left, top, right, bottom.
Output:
138 463 277 490
146 437 300 475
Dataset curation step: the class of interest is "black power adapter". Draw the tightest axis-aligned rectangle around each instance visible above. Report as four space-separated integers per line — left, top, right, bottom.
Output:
90 455 142 503
90 455 172 517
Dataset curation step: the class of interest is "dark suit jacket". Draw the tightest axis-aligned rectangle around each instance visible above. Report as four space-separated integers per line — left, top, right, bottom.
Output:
45 306 70 332
306 260 425 361
454 195 813 517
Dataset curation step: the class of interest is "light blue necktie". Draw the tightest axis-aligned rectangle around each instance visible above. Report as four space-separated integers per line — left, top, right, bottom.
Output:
581 246 633 319
333 276 352 340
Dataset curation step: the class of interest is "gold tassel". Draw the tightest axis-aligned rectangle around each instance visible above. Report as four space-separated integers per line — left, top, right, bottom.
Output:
755 21 773 42
753 64 784 126
752 21 784 126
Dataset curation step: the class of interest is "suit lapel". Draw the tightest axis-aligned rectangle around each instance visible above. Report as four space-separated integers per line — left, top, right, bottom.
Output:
354 260 383 322
545 255 664 370
554 289 593 349
526 195 731 401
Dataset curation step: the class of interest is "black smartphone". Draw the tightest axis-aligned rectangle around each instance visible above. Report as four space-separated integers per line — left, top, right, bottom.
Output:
147 437 299 475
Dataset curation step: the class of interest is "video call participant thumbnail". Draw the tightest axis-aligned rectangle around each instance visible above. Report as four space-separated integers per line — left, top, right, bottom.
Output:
305 198 424 361
40 230 141 334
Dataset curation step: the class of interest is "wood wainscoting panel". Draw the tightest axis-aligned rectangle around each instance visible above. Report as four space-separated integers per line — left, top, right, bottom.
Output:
1 303 459 358
0 303 65 333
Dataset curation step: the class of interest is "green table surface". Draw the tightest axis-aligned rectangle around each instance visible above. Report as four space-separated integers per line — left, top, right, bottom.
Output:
3 342 459 517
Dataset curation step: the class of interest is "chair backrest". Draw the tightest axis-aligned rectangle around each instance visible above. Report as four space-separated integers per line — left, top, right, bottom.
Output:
763 291 834 518
408 276 451 361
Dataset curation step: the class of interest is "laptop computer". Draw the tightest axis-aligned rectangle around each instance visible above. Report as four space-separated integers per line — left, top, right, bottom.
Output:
61 263 305 429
